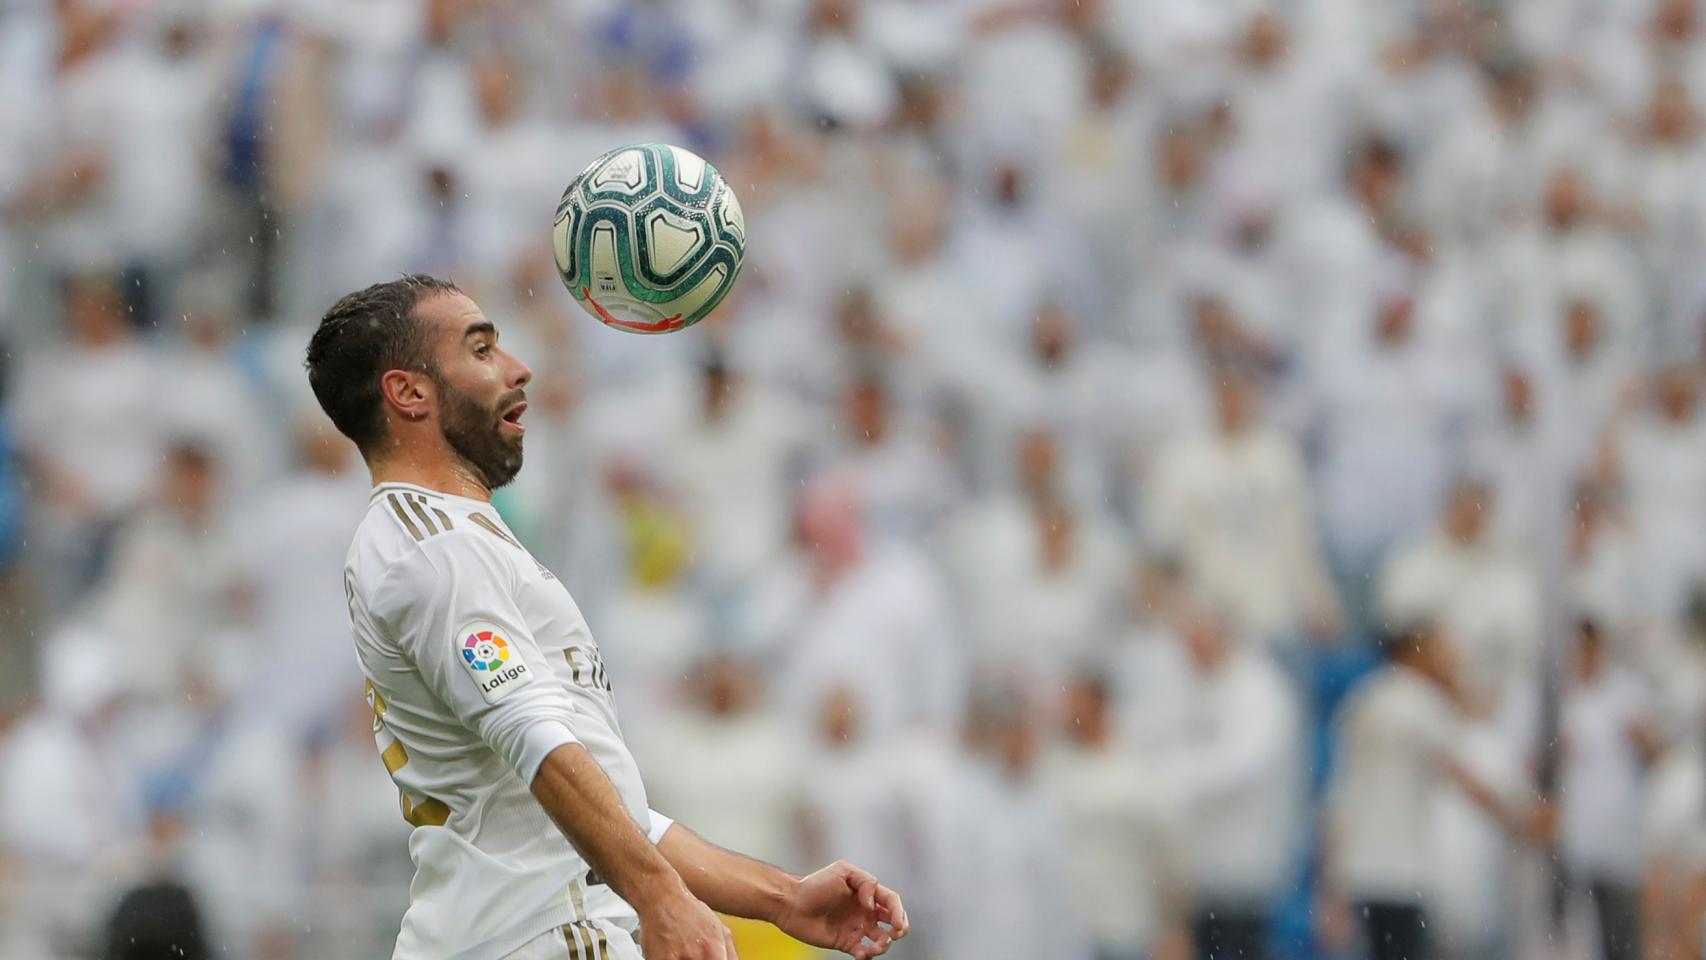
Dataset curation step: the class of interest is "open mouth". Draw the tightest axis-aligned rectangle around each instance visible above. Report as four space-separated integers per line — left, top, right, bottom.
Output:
500 401 528 434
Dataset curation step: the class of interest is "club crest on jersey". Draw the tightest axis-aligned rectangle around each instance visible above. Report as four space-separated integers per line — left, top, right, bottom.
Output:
459 624 533 703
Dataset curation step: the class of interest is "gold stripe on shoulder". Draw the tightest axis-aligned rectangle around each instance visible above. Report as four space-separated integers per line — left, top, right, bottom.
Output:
468 512 523 549
388 494 423 541
403 492 440 536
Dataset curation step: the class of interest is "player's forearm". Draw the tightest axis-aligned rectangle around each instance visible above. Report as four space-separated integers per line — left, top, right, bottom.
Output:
531 742 690 912
657 822 800 924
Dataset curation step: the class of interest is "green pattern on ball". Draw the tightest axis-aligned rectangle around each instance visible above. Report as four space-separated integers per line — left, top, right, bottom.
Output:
553 143 746 332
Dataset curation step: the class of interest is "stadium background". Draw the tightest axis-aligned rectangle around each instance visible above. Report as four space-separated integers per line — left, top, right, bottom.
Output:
4 0 1706 958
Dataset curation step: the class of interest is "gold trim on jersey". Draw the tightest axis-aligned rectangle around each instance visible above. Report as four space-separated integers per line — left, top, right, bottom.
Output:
380 739 409 775
565 921 610 960
403 491 452 535
368 681 453 827
402 794 451 827
569 878 588 922
388 494 425 541
387 491 456 541
468 511 523 549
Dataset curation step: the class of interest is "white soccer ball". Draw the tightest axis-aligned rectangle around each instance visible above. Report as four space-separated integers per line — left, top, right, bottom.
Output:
553 143 747 334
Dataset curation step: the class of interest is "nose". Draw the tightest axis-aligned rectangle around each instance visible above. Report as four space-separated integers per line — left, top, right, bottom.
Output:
506 350 532 390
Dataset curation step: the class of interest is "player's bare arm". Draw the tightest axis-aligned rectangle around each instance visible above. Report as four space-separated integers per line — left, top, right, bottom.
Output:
656 823 909 960
531 739 908 960
531 743 737 960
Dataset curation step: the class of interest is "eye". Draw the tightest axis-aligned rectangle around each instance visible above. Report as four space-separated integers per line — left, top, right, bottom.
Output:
475 342 492 357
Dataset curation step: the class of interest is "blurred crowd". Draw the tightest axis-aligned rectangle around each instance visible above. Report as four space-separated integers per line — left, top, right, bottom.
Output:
5 0 1706 958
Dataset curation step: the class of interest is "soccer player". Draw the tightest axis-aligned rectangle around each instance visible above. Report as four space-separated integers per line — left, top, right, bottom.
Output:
305 275 909 960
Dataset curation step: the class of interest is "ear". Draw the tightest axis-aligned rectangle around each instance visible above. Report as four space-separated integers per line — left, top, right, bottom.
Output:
380 369 435 424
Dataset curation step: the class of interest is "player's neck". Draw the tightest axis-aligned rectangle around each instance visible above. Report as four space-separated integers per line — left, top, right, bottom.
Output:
369 452 493 502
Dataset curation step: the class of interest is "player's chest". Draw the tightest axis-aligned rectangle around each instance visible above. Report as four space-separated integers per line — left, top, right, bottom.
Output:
460 511 615 698
510 559 614 698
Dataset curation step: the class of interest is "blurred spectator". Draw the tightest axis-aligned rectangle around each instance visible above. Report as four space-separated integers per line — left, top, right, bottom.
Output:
1643 725 1706 960
461 52 571 292
967 495 1127 704
169 688 308 960
0 627 141 956
1490 166 1646 357
157 270 279 502
633 654 803 871
1612 365 1706 625
757 478 964 741
1567 479 1646 636
292 695 413 958
1152 598 1305 960
1323 618 1548 960
593 456 708 718
828 371 958 539
1043 671 1190 960
1043 36 1153 307
1654 586 1706 742
1379 478 1541 711
796 684 915 956
1145 366 1340 648
1550 295 1637 466
659 352 810 588
1467 365 1567 553
1627 76 1706 296
1305 272 1481 632
240 419 369 738
10 274 165 606
1005 299 1146 478
91 441 244 706
1558 617 1660 960
939 686 1089 960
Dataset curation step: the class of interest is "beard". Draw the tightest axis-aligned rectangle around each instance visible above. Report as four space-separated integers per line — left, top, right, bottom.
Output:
437 377 525 490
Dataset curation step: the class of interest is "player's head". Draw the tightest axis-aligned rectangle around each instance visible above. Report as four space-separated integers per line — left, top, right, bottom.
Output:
305 275 532 490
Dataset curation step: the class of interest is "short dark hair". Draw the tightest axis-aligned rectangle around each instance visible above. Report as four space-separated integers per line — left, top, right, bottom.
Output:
304 275 460 453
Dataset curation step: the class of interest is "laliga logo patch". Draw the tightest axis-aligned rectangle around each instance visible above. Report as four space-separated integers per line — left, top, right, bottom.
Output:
459 624 533 704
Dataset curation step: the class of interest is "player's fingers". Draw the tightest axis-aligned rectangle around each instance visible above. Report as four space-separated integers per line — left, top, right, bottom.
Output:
875 885 909 936
852 928 896 960
854 876 878 911
838 860 876 888
721 923 739 960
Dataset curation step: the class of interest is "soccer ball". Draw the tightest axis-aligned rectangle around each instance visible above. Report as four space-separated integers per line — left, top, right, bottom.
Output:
553 143 746 334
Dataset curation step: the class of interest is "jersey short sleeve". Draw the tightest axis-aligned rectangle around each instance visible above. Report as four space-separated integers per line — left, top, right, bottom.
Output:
370 531 580 783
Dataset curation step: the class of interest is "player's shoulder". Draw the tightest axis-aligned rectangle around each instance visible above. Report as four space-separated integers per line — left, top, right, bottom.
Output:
348 484 522 598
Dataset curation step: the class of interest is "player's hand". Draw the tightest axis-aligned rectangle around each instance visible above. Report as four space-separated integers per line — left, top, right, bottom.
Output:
636 884 738 960
773 860 908 960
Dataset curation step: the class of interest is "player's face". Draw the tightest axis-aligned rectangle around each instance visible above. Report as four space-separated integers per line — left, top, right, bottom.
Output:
423 292 532 490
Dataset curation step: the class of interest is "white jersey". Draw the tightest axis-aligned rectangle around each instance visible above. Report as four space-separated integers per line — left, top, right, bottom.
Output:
343 482 669 960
